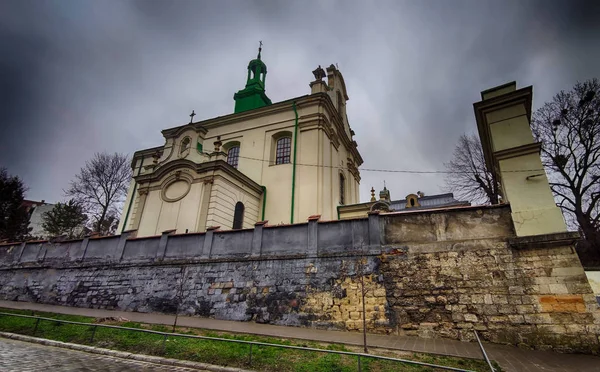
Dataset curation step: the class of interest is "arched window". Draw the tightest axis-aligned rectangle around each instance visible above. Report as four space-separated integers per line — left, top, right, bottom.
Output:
180 137 191 154
339 173 345 205
275 137 291 165
233 202 244 229
227 146 240 169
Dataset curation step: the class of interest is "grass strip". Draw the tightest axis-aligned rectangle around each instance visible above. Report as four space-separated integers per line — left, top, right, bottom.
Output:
0 308 501 372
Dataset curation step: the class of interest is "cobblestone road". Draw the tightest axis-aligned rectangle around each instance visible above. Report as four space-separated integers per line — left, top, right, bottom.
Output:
0 337 206 371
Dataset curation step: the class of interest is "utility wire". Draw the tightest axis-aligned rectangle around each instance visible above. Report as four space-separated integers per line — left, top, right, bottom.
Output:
151 142 547 174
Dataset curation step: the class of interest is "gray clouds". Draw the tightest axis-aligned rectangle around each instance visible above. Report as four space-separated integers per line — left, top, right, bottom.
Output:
1 0 599 205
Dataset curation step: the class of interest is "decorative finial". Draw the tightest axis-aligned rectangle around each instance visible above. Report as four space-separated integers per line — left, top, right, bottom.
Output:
258 40 263 59
370 187 376 202
312 65 326 81
189 110 196 124
383 180 386 190
214 136 222 152
152 150 161 164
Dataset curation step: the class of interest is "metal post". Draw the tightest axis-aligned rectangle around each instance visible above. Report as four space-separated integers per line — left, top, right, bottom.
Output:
249 343 253 365
473 330 495 372
90 325 97 343
33 318 40 336
358 354 362 372
161 334 168 354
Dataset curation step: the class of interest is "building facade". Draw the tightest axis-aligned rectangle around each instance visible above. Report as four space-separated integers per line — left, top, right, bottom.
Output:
117 50 363 237
21 199 54 239
338 187 470 220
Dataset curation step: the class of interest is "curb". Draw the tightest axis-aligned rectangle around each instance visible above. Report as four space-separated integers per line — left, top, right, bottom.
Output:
0 332 253 372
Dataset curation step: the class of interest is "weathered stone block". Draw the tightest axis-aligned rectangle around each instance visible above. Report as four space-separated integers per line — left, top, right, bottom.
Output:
551 267 585 277
464 313 478 322
524 313 553 324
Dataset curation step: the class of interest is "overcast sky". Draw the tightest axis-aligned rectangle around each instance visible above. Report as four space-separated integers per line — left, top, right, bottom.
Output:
1 0 599 206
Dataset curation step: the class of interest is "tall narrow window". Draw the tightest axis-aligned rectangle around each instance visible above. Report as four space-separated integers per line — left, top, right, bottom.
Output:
233 202 244 229
275 137 291 165
227 146 240 168
339 173 345 205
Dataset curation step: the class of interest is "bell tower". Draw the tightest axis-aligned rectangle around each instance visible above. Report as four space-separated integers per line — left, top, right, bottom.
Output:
233 42 272 113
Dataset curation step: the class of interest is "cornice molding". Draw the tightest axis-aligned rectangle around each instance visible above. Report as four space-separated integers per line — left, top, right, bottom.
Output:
134 158 264 195
495 142 542 161
474 85 533 183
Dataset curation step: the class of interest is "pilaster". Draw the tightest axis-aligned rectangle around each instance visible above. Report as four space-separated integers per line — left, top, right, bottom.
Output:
474 82 567 236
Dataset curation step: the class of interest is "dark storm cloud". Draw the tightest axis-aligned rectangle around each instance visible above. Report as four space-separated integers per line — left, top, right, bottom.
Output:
1 0 598 204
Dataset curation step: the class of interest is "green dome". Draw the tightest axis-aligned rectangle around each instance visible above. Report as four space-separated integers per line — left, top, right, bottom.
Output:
248 50 267 74
233 46 272 114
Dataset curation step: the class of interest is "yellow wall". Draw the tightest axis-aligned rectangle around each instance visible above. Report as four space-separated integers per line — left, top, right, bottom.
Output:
585 271 600 298
487 105 535 152
339 207 371 220
499 154 567 235
475 82 567 236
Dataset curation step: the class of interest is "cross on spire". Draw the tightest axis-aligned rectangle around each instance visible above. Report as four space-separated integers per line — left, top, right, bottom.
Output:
258 41 263 59
189 110 196 124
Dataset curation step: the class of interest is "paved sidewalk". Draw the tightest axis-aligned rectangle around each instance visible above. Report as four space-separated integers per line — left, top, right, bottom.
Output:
1 300 599 372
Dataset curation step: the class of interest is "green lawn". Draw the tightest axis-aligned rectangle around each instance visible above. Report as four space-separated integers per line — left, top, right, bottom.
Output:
0 308 500 372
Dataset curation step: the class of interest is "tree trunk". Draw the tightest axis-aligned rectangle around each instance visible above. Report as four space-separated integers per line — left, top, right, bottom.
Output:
97 207 107 234
575 213 600 266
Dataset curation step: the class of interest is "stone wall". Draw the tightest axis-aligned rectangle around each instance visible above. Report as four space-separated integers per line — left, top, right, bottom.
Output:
0 205 598 353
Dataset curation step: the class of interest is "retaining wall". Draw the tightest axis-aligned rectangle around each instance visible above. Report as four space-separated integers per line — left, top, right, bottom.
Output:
1 205 598 353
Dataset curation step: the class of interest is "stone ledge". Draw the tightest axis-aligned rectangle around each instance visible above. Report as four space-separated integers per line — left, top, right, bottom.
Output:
0 332 251 372
0 250 390 271
508 232 580 250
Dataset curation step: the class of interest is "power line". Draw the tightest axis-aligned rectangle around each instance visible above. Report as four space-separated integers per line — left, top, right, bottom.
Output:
154 142 547 175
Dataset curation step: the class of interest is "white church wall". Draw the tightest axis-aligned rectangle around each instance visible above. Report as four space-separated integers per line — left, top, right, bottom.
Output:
204 110 295 186
137 190 161 237
202 109 297 225
205 173 260 230
322 131 333 220
297 127 320 221
136 182 204 236
173 182 203 233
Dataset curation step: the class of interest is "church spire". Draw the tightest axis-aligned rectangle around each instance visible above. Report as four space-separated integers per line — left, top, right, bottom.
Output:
233 42 272 113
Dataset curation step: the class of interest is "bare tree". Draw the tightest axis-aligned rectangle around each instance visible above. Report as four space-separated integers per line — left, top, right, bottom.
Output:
531 78 600 259
443 134 499 205
65 152 131 235
172 266 188 332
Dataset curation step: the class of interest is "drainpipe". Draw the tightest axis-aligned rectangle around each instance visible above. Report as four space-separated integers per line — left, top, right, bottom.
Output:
261 186 267 221
290 101 299 224
121 156 143 233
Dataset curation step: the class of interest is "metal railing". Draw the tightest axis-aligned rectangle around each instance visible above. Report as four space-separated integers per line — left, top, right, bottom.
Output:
0 311 484 372
473 330 495 372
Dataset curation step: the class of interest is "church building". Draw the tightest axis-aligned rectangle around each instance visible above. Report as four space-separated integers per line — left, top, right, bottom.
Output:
117 47 363 237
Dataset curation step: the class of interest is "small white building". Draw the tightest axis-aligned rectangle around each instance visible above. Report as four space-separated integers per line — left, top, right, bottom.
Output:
22 200 54 239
